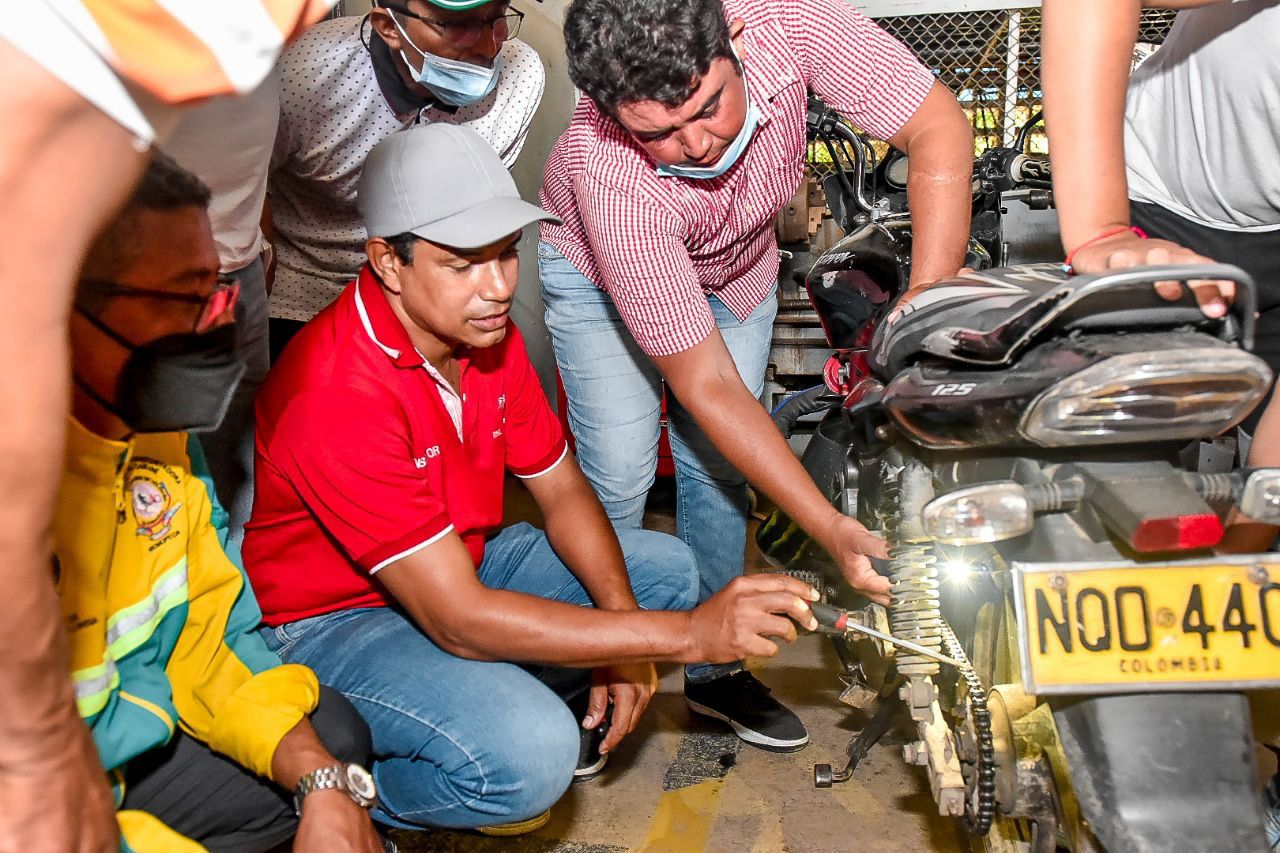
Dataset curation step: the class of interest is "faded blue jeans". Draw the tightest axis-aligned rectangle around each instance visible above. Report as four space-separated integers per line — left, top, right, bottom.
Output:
261 523 698 830
538 242 777 683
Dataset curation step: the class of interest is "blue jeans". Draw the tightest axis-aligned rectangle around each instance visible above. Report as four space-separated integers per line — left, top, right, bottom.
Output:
538 242 777 683
262 523 698 830
198 255 269 553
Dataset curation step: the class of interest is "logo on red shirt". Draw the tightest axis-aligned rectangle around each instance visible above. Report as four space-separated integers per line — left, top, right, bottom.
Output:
414 446 441 468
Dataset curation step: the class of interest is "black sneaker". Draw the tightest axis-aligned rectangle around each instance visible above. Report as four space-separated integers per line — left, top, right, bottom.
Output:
684 671 809 752
568 693 610 782
574 717 609 781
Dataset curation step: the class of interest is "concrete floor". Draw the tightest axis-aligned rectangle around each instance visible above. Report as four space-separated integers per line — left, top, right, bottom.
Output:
386 483 967 853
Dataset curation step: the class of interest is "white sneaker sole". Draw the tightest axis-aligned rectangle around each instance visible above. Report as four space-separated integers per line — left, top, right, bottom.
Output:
573 752 608 780
686 699 809 752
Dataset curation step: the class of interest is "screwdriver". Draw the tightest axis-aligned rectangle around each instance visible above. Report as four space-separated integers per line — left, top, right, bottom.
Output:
806 601 964 669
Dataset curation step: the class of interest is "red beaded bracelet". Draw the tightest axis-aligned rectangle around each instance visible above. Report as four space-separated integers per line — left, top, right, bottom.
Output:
1062 225 1148 274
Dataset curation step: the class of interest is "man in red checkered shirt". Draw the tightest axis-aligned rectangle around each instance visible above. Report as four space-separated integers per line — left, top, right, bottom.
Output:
538 0 975 750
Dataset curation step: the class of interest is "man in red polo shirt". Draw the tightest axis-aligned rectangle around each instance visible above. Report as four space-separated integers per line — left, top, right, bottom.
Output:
243 123 821 834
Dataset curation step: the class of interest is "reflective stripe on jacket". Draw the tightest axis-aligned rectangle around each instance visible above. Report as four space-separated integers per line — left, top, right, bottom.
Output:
54 417 320 816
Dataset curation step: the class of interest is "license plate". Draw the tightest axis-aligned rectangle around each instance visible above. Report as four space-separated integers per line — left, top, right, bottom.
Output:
1012 557 1280 694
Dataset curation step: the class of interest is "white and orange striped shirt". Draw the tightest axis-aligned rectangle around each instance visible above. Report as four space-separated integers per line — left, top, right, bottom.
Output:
0 0 335 142
538 0 934 357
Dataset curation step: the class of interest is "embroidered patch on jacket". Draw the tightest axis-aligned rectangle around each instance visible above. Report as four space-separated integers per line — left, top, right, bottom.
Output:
129 476 182 541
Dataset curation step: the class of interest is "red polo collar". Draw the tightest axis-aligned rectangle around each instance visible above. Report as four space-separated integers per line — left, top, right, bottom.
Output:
352 263 478 378
352 264 427 370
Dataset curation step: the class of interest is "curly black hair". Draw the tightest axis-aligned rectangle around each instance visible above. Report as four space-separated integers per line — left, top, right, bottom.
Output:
564 0 735 119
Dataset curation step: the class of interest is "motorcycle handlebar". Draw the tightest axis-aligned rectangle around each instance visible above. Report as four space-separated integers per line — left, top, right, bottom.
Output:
976 148 1052 193
807 100 1052 212
1010 153 1051 185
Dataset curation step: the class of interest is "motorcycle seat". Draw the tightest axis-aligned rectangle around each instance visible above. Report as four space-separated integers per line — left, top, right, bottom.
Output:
869 263 1252 379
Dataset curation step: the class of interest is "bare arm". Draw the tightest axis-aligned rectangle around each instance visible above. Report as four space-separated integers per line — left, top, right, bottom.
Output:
1043 0 1142 255
376 526 818 668
523 456 637 611
270 719 383 852
1249 399 1280 470
0 42 149 853
889 81 975 289
1042 0 1233 312
652 332 892 604
523 458 653 750
1045 0 1226 251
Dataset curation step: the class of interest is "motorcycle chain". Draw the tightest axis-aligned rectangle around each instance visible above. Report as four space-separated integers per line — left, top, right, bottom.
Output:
941 621 997 835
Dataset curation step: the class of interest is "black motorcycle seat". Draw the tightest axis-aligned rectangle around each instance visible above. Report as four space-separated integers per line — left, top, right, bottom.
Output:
869 263 1253 379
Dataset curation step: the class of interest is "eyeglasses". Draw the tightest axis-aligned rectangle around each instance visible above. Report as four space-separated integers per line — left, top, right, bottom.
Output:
383 4 523 47
79 276 240 333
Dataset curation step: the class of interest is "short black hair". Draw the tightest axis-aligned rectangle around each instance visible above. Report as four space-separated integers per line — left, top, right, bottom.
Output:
564 0 735 119
81 149 212 281
385 232 420 265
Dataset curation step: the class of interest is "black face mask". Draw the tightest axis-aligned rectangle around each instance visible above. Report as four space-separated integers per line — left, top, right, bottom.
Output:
74 308 245 434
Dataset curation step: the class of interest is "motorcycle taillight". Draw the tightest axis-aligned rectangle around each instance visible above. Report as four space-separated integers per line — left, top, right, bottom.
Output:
1130 514 1224 552
1019 348 1272 447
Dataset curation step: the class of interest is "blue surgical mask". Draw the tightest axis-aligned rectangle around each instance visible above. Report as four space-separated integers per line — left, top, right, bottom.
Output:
656 55 760 181
391 13 502 107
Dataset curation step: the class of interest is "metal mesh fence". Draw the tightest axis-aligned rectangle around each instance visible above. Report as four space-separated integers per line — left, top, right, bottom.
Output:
877 7 1177 152
806 7 1175 188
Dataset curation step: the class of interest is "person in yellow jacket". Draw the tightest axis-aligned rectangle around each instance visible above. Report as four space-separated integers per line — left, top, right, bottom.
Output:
56 150 387 852
0 4 340 848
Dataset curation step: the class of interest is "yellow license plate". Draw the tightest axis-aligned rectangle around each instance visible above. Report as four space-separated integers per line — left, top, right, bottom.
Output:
1012 557 1280 694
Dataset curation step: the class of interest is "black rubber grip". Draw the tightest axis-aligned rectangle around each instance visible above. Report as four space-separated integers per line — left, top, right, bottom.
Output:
808 601 845 630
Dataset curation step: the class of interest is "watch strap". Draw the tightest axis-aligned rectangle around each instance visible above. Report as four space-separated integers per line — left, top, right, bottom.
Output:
294 764 346 816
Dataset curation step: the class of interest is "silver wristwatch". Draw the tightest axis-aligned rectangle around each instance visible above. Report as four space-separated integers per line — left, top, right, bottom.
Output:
294 763 378 816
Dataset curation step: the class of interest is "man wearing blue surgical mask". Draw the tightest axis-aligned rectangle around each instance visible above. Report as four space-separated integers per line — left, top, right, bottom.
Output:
266 0 544 357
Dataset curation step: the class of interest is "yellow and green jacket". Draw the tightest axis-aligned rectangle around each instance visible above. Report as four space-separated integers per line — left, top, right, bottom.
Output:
54 418 320 851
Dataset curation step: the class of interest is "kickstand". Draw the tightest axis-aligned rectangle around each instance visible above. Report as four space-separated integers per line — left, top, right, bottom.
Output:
814 692 904 788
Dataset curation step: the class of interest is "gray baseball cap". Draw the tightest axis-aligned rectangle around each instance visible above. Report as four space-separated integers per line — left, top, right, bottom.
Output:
357 123 560 250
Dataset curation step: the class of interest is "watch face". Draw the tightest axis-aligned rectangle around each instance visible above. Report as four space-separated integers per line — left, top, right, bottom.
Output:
344 764 378 803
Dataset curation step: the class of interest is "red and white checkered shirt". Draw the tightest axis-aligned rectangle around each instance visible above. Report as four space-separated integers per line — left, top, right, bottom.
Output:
539 0 934 357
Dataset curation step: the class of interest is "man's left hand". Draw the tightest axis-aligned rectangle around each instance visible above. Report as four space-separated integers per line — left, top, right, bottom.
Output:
294 790 384 852
586 663 658 754
825 514 892 606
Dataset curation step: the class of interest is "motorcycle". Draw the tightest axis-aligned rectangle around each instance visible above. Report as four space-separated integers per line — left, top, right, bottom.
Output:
765 99 1057 410
759 109 1280 852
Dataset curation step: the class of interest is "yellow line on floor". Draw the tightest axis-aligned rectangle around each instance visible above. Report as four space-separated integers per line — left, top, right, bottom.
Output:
638 779 726 852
